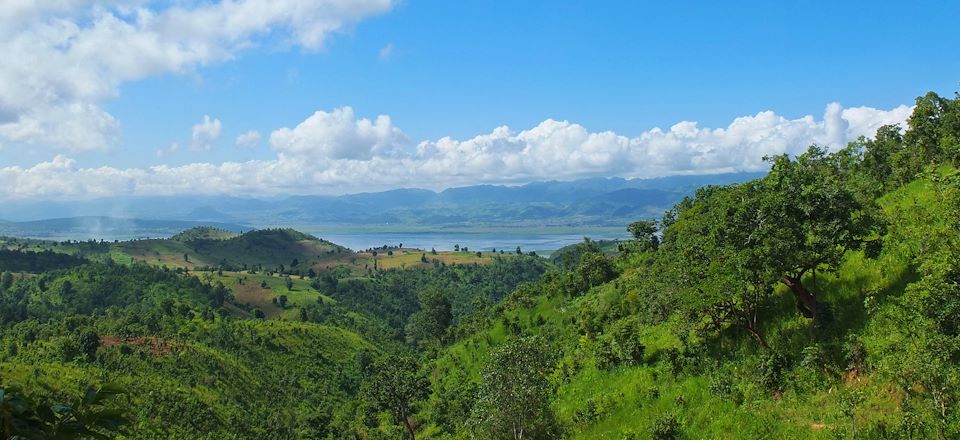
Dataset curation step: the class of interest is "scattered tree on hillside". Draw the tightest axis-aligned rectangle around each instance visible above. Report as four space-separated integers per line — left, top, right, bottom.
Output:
759 147 884 334
661 183 775 348
659 146 885 343
278 295 288 308
627 220 660 251
364 355 429 440
406 287 453 344
469 336 558 440
558 251 617 298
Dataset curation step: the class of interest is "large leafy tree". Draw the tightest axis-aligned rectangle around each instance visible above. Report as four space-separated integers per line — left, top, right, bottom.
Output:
660 183 775 348
469 336 558 440
660 146 883 345
905 91 960 167
363 355 429 440
758 146 884 331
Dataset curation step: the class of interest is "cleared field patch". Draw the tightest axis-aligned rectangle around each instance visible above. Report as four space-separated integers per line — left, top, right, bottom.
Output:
371 249 508 269
117 239 208 268
198 270 331 319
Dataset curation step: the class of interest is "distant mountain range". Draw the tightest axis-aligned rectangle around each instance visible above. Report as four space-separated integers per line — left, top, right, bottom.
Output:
0 172 764 236
0 217 246 241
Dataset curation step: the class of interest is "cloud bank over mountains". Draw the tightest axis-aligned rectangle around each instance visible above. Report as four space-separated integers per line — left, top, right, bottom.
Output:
0 0 396 152
0 103 912 199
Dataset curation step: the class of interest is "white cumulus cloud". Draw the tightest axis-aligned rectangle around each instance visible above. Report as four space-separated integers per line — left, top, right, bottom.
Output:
191 115 223 151
269 107 408 160
235 130 262 149
0 0 396 152
0 102 913 200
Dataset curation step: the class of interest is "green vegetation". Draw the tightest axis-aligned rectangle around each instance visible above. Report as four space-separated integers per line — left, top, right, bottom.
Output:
411 89 960 439
1 89 958 438
0 249 87 273
0 228 548 438
170 226 239 242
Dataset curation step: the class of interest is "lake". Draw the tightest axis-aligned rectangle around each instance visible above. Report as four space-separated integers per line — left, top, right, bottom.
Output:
302 228 631 255
5 222 632 256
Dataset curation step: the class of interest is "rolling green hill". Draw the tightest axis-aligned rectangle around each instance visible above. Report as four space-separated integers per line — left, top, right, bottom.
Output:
0 229 550 438
121 228 350 270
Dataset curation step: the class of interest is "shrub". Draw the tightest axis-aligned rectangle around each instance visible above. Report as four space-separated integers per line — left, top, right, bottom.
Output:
845 334 868 372
650 413 681 440
757 352 788 392
594 317 645 370
708 374 734 398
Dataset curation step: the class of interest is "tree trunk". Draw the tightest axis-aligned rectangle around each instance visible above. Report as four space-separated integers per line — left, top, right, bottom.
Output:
781 276 818 339
781 276 817 319
743 325 770 349
401 410 416 440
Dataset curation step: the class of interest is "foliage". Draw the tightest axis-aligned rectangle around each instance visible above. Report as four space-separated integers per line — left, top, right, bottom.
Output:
406 287 453 344
468 336 558 440
0 249 87 273
0 383 128 440
3 87 960 439
363 355 430 439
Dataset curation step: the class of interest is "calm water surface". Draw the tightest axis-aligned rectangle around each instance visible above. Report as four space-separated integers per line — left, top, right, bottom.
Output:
306 230 630 254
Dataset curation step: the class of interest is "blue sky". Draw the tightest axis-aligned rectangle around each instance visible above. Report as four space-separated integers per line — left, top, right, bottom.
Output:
0 0 957 198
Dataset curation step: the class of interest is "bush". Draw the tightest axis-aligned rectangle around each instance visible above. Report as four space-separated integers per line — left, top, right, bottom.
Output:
757 352 788 393
799 345 827 370
708 374 733 398
650 413 681 440
594 318 645 370
845 334 868 372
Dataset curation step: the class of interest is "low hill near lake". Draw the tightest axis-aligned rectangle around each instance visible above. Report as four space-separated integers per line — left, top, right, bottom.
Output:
121 228 350 270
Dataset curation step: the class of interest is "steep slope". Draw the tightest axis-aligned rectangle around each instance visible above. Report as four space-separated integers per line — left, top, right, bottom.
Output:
419 165 959 439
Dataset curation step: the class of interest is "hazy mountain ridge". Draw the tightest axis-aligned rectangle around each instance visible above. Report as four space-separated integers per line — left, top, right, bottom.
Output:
0 216 247 240
0 172 763 230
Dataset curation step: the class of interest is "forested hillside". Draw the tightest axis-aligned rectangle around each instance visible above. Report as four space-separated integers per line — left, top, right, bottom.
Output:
1 89 959 439
407 90 960 439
